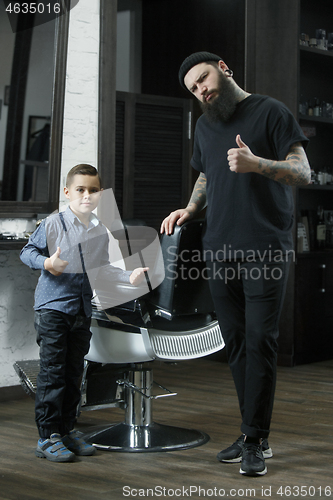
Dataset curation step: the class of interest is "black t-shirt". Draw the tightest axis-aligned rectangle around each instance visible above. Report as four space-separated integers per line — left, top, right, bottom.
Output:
191 94 309 261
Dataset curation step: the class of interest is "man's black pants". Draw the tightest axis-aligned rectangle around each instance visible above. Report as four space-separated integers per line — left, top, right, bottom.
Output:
207 259 290 439
34 309 92 439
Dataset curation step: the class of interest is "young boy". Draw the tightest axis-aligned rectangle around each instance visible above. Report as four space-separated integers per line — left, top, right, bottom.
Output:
20 164 148 462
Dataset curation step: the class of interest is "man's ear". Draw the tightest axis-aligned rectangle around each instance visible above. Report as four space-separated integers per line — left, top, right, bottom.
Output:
64 186 70 199
218 60 228 72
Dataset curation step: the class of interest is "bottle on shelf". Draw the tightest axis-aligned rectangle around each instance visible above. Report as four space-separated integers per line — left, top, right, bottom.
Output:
323 102 333 119
316 28 328 50
316 172 322 184
328 33 333 51
299 98 333 120
308 99 314 116
300 33 309 46
316 205 326 249
326 212 333 249
314 98 322 117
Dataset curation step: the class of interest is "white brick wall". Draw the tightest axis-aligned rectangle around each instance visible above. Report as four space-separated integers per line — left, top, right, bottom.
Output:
0 0 101 387
0 251 39 387
59 0 100 207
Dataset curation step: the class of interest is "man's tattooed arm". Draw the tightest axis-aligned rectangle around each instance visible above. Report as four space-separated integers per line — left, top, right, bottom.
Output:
186 172 207 213
256 143 311 186
160 172 207 234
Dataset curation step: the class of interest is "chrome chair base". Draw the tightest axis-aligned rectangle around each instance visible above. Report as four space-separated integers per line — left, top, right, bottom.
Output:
82 364 210 452
83 422 209 452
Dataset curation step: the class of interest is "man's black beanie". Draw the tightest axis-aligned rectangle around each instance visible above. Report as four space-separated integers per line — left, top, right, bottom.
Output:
178 51 222 90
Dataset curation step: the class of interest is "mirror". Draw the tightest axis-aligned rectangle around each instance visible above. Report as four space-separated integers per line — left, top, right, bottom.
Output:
98 0 246 190
0 3 69 216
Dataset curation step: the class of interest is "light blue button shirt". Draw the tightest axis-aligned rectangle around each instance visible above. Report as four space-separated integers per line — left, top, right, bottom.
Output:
20 206 131 316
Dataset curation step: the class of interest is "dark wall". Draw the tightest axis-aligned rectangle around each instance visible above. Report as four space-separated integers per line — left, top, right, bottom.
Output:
141 0 246 99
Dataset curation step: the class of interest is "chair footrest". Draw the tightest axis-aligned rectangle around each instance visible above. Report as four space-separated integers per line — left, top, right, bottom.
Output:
83 421 209 452
13 360 39 397
148 320 224 360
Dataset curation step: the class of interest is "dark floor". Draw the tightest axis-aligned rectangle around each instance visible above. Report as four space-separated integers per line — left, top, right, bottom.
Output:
1 358 333 500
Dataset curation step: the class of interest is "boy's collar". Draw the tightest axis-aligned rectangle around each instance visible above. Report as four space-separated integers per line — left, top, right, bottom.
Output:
64 206 100 228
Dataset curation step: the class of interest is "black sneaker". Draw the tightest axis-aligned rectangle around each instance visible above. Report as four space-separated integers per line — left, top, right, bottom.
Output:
239 442 267 476
217 435 244 463
217 435 273 463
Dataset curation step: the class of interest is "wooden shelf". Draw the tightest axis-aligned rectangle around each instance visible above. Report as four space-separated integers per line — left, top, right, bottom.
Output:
0 240 28 250
300 45 333 58
298 183 333 190
299 114 333 125
297 249 333 258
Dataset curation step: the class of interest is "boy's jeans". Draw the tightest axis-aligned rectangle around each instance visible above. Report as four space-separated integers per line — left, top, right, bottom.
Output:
34 309 92 438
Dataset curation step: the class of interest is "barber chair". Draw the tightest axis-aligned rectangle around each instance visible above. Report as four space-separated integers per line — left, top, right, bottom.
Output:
14 220 224 453
81 219 224 452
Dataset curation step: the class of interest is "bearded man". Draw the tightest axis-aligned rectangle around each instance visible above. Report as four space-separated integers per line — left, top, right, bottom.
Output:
160 52 311 477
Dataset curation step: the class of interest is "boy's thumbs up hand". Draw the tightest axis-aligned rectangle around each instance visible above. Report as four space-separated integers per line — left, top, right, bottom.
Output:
129 267 149 286
227 134 258 173
44 247 69 276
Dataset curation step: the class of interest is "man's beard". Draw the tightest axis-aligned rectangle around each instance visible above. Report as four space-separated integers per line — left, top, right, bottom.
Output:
199 71 238 122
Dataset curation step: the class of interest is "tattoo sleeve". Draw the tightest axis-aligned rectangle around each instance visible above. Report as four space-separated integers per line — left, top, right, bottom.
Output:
256 142 311 186
186 172 207 213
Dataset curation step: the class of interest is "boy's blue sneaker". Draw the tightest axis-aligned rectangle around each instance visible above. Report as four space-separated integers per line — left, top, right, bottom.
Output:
62 430 96 456
35 433 75 462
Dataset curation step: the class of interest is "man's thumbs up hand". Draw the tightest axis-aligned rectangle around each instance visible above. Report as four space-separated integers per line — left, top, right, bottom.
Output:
227 134 257 173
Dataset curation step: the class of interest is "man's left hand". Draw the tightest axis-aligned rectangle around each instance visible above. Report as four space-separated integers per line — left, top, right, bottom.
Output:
227 135 258 173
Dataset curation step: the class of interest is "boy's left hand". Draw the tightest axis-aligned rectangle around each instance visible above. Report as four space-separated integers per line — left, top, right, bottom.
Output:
129 267 149 286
